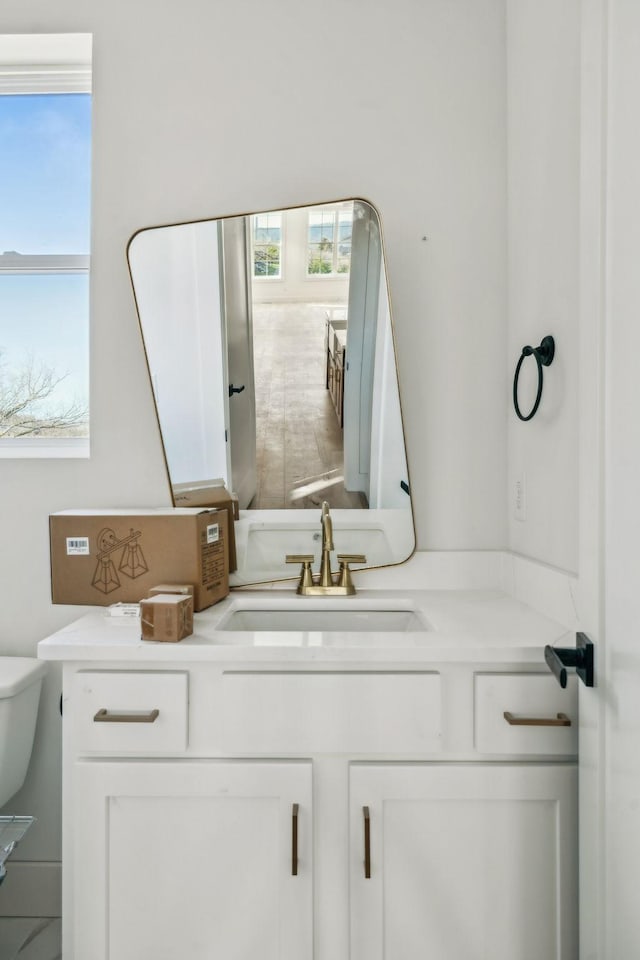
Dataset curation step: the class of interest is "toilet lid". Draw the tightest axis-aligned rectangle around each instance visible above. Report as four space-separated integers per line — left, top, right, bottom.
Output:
0 658 47 699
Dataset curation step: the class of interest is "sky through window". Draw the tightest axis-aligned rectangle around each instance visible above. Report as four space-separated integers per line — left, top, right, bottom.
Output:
0 91 91 435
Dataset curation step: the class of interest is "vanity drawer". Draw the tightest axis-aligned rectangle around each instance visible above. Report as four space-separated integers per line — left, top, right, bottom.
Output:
474 673 578 756
71 671 188 755
221 671 442 754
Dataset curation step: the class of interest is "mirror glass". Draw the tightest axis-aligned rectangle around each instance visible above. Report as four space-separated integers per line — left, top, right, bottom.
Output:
128 199 414 585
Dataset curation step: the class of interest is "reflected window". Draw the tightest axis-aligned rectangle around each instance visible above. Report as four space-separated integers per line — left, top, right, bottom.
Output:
252 211 282 278
0 36 92 454
307 206 353 276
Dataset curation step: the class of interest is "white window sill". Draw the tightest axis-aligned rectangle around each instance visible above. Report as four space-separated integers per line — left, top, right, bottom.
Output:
0 437 90 459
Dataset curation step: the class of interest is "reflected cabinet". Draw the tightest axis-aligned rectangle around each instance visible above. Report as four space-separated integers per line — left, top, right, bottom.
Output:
325 310 347 427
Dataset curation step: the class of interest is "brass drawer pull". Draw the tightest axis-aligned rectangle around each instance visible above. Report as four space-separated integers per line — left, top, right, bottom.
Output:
292 803 299 876
503 711 571 727
363 806 371 879
93 708 160 723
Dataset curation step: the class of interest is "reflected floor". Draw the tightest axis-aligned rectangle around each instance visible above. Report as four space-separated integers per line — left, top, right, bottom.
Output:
0 918 61 959
252 302 367 511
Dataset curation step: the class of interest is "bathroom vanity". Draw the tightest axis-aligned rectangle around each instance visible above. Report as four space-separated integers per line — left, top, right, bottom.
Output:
325 309 347 426
39 585 579 960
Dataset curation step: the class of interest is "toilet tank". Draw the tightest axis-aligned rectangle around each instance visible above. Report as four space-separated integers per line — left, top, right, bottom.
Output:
0 658 47 809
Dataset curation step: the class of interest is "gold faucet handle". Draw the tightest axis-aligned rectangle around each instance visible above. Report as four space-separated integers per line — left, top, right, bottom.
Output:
285 555 315 594
336 554 367 594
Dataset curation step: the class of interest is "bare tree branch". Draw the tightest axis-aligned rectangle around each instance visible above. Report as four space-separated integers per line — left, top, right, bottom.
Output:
0 353 88 438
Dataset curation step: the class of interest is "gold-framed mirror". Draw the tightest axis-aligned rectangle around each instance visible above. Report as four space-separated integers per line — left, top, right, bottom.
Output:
127 198 415 585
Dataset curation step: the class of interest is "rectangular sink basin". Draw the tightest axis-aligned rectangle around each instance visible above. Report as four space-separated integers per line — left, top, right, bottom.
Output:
217 606 430 633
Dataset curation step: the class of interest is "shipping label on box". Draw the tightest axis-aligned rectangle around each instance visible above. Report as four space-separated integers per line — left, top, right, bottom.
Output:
50 509 229 611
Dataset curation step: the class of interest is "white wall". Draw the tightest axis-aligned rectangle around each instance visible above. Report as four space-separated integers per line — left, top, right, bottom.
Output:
128 221 228 486
506 0 581 574
506 11 606 951
369 263 410 510
0 0 507 894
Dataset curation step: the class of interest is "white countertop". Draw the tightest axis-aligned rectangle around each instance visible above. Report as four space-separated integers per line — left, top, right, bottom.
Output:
38 588 573 666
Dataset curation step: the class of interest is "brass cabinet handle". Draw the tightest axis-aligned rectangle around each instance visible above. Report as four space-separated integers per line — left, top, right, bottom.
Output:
503 711 571 727
292 803 299 876
93 708 160 723
363 806 371 879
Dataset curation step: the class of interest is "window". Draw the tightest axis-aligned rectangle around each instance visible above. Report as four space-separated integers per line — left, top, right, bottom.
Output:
307 205 353 276
0 35 91 457
252 212 283 278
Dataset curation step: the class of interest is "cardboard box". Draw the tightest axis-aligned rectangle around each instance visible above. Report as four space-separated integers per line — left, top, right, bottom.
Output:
140 594 193 642
50 508 229 611
148 583 194 599
171 482 237 571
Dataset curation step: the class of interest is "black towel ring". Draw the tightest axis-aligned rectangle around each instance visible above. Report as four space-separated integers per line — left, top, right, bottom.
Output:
513 335 555 421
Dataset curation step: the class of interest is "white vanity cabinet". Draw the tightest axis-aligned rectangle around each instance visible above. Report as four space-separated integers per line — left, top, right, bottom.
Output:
349 762 577 960
73 759 312 960
45 617 579 960
65 669 312 960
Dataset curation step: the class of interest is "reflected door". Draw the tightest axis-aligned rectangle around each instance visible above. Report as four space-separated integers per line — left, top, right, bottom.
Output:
343 200 381 500
220 217 257 508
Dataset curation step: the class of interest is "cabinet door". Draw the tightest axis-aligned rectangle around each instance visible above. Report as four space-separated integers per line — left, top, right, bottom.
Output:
73 760 312 960
350 763 577 960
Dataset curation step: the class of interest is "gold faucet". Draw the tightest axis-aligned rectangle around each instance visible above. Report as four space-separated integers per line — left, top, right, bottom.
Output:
286 501 366 596
319 501 334 587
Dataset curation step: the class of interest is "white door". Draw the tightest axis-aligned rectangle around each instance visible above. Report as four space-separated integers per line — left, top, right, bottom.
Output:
350 763 577 960
219 217 257 508
600 0 640 954
343 200 382 498
72 760 312 960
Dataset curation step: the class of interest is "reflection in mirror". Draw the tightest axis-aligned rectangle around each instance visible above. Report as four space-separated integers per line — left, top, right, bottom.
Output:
128 199 414 585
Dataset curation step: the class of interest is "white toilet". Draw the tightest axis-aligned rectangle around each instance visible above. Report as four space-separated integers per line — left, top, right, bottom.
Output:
0 658 46 809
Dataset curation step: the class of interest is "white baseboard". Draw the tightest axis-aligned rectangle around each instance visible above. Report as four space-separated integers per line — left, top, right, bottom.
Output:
0 862 61 917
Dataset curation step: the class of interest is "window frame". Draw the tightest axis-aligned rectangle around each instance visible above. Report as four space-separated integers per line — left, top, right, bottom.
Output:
306 206 353 279
251 211 284 281
0 36 92 458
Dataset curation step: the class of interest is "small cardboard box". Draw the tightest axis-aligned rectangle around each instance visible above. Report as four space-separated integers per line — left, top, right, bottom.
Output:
171 482 237 571
50 508 228 611
140 594 194 642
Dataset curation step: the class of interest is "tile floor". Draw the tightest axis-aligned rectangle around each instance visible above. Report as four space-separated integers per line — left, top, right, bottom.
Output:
0 918 61 959
252 301 367 510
